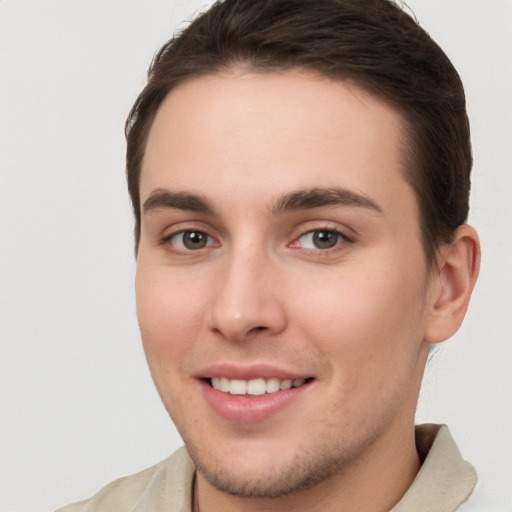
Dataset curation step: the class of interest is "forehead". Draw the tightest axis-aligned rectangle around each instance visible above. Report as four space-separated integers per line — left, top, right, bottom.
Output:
141 69 415 221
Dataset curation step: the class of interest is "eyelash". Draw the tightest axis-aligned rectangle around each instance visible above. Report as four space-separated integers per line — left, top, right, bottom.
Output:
291 228 352 253
159 226 353 256
160 230 218 254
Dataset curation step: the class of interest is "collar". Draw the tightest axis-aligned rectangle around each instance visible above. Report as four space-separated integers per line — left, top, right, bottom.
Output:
391 424 477 511
167 424 477 511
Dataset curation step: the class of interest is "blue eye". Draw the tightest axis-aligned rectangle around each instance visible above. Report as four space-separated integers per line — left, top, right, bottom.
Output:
298 230 343 250
170 231 213 250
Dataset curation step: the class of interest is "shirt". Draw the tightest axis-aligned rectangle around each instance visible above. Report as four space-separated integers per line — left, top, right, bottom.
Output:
57 424 479 512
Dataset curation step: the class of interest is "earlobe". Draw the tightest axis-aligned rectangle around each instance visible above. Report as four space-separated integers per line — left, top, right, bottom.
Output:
424 225 480 344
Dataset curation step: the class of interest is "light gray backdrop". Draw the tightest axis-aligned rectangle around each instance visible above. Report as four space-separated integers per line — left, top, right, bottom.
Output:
1 1 511 510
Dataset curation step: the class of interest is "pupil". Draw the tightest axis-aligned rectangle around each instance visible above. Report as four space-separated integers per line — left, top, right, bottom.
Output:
183 231 207 249
313 231 337 249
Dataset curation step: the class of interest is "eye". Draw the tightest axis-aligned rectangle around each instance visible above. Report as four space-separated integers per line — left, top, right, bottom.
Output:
297 229 345 250
168 230 215 251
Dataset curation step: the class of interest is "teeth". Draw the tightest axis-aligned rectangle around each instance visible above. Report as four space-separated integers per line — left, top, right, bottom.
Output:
210 377 309 395
246 378 266 395
229 379 247 395
266 377 281 393
280 379 292 390
220 377 230 392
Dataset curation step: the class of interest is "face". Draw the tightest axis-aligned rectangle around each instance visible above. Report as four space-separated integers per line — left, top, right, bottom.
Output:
136 70 434 498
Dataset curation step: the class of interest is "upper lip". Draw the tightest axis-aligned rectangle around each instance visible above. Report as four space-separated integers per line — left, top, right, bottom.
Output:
196 363 313 381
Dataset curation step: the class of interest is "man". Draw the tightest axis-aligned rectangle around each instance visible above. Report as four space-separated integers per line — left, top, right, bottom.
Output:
59 0 482 510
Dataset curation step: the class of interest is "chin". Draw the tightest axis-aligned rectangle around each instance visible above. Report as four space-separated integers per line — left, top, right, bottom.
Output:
186 434 356 498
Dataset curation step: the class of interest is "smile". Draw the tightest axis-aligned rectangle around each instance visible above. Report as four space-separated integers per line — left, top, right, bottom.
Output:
209 377 309 396
201 375 314 423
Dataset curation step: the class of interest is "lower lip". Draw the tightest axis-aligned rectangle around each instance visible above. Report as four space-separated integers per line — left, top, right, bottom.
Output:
200 380 312 424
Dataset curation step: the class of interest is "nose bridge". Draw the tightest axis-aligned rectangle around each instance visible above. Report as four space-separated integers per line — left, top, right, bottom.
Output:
208 240 286 341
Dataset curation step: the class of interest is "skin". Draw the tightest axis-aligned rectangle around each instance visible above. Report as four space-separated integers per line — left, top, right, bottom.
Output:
136 69 480 512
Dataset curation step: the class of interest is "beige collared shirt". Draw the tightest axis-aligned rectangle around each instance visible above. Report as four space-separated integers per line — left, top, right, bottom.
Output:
57 424 478 512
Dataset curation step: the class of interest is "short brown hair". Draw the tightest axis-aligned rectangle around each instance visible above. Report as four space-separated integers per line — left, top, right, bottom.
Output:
126 0 472 264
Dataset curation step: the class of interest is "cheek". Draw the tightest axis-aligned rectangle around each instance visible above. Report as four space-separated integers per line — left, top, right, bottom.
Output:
135 266 207 370
291 263 428 426
292 259 427 371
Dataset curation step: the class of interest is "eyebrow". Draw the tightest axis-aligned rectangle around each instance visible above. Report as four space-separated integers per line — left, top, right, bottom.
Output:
143 188 215 214
142 186 382 217
271 187 382 214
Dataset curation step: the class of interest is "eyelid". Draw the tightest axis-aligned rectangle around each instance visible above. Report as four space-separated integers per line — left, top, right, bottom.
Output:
168 230 217 251
294 229 348 246
156 220 354 256
288 222 355 253
159 222 220 254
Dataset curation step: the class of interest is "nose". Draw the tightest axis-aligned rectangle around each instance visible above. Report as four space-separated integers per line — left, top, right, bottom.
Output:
206 247 287 343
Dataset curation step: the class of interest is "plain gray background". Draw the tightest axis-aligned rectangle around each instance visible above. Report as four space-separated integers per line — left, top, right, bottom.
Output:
1 1 511 510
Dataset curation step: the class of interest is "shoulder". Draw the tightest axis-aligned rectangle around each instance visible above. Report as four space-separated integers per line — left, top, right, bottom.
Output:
55 447 194 512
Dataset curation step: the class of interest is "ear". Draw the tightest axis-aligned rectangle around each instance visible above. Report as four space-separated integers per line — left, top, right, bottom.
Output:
424 225 480 344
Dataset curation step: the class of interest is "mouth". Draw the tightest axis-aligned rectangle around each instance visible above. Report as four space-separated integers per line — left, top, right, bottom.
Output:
205 377 315 396
198 365 315 423
200 375 315 423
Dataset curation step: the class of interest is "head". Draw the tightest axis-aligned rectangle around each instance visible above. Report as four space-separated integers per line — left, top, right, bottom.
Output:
127 0 472 266
129 0 480 505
